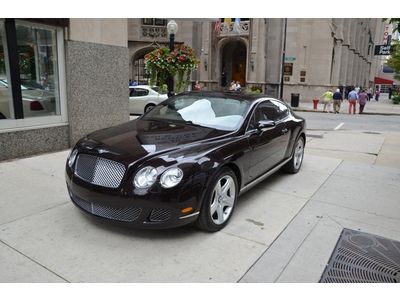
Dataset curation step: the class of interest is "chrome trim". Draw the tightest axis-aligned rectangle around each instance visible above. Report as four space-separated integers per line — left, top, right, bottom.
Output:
239 156 292 195
179 211 200 219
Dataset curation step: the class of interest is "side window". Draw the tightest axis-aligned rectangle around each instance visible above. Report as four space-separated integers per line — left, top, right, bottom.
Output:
247 102 269 130
270 99 289 120
130 88 149 97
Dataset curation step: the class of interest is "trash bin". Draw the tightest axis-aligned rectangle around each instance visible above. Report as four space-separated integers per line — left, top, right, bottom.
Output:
291 93 300 107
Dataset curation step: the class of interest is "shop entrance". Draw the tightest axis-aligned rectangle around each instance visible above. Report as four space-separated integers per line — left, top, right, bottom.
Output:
220 40 247 88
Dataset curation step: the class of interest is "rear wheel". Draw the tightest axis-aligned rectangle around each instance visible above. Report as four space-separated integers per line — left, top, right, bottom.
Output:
283 135 305 174
196 167 238 232
144 104 155 113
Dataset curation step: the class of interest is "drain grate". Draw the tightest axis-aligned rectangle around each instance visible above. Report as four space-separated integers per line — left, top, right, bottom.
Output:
320 228 400 283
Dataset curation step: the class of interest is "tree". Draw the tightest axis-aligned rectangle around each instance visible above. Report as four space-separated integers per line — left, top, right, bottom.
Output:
385 19 400 80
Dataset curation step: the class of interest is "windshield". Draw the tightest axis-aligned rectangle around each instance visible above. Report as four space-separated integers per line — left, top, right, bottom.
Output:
151 86 167 95
142 95 251 131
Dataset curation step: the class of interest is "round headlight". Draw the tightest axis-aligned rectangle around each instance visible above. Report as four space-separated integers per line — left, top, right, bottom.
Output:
134 166 158 189
68 149 78 168
160 167 183 188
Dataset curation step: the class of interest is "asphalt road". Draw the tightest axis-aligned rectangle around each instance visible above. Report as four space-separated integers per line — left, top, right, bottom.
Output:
296 111 400 132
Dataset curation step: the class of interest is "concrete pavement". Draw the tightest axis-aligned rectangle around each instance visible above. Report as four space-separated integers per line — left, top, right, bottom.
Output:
1 128 400 282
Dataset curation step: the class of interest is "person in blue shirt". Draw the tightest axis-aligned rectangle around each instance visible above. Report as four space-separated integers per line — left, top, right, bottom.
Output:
348 87 359 114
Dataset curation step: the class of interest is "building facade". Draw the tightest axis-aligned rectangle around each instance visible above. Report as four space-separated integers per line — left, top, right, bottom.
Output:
0 18 129 161
128 18 387 102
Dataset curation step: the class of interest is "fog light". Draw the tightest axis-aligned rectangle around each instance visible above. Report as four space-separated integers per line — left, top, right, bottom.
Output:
181 207 193 214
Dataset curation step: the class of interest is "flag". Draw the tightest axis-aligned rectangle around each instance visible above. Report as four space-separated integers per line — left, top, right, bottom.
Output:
214 20 221 33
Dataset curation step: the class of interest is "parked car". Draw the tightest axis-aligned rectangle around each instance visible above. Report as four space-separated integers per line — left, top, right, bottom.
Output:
0 79 55 119
66 91 306 232
129 85 168 114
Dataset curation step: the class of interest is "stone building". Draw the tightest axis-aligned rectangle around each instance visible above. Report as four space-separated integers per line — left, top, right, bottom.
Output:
0 18 129 161
128 18 387 102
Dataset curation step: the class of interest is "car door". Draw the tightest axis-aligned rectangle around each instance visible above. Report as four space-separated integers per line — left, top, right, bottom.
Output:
245 100 290 182
129 87 150 114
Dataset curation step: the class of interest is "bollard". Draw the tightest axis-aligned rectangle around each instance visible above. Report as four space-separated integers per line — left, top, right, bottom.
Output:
312 98 319 109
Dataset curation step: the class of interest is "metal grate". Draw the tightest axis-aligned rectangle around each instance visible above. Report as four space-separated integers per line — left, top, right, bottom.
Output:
75 154 126 188
320 228 400 283
149 208 171 222
71 193 141 222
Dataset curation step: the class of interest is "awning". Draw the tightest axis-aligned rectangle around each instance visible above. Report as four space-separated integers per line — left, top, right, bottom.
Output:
374 77 394 84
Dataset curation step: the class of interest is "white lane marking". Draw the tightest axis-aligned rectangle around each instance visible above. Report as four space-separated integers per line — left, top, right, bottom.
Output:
334 122 344 131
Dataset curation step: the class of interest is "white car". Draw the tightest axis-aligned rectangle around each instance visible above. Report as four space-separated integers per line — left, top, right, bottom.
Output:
0 79 55 119
129 85 168 114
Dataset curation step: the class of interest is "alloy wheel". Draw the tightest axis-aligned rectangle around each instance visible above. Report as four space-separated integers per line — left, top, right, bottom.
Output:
294 138 304 169
210 175 236 225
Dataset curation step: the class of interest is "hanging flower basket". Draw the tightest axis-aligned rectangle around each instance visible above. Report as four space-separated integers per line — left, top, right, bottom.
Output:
144 44 199 93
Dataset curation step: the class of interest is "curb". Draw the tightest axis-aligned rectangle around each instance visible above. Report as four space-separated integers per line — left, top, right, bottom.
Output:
292 108 400 116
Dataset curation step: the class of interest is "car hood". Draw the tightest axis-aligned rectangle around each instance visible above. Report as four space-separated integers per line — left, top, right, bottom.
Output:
82 118 233 165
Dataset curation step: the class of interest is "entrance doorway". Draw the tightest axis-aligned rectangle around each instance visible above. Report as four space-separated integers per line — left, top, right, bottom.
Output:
221 40 247 88
132 47 154 85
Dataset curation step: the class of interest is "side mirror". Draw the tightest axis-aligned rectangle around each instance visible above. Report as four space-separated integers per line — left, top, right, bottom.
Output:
258 120 276 130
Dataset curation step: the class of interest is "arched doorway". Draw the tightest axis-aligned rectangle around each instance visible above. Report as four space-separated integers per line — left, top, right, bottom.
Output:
220 40 247 88
131 47 154 84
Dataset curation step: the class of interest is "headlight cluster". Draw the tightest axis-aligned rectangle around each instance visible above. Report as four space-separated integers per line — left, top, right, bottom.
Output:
134 166 183 189
68 149 78 168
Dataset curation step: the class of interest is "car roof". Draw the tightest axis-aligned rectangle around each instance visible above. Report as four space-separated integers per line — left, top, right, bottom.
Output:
129 85 152 89
175 90 279 102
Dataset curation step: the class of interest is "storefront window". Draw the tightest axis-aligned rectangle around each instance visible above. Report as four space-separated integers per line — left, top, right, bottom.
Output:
15 22 61 118
0 21 13 119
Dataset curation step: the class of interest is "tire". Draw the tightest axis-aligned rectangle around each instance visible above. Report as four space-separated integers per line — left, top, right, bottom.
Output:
196 167 238 232
283 135 305 174
144 104 155 113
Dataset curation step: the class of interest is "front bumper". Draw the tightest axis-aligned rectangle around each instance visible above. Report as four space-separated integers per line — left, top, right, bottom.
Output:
66 174 201 229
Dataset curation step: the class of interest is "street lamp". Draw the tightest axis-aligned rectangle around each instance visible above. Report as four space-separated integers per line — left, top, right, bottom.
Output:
167 20 178 97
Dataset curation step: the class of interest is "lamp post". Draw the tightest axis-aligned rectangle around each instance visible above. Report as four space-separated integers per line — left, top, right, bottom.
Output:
279 18 287 99
167 20 178 97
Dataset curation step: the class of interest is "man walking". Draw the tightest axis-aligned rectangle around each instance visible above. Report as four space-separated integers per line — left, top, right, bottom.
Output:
332 88 343 114
348 87 358 115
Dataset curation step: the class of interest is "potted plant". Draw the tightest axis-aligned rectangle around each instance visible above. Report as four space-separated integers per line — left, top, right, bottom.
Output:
144 44 199 93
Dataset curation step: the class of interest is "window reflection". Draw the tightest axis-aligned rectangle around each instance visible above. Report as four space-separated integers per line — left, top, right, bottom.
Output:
0 21 13 119
16 22 60 118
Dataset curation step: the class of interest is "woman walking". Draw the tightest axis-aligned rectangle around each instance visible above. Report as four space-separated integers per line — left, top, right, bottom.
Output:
358 89 368 114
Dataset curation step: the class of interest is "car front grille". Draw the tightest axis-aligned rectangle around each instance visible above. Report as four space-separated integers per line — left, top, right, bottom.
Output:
149 208 171 222
71 193 141 222
74 154 126 188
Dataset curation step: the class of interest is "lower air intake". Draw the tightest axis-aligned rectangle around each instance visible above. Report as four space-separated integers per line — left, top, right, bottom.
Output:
149 208 171 222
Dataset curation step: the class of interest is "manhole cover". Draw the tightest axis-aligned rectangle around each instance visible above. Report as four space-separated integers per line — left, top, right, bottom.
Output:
320 228 400 283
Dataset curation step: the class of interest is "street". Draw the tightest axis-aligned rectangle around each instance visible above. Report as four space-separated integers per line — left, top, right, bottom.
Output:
1 111 400 282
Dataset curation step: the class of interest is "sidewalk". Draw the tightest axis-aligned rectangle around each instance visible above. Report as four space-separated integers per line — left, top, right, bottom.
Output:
0 130 399 282
292 94 400 116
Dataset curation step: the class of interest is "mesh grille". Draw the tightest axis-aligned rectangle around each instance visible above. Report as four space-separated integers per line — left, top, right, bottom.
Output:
149 208 171 222
75 154 126 188
320 228 400 283
71 194 141 222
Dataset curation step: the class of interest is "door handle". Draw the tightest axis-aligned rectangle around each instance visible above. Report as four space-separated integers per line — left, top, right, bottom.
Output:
281 128 288 134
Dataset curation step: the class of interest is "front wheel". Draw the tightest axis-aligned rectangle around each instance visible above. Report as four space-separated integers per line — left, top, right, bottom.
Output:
283 135 305 174
144 104 155 113
196 167 238 232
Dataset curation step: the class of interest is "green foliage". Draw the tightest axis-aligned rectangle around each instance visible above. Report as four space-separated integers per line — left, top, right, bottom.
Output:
384 18 400 33
387 41 400 81
144 45 199 93
244 85 263 94
392 94 400 105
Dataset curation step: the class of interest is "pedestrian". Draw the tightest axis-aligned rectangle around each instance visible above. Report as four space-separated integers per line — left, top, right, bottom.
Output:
367 87 373 101
321 89 333 113
348 87 358 114
194 81 202 91
375 89 380 101
332 88 343 114
235 81 241 92
389 86 393 100
358 89 368 114
229 81 237 91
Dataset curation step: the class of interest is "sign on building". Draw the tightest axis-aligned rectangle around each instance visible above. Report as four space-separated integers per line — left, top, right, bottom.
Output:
374 45 391 56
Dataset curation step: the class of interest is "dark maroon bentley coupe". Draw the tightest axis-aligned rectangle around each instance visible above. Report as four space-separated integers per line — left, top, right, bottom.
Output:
65 91 306 231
